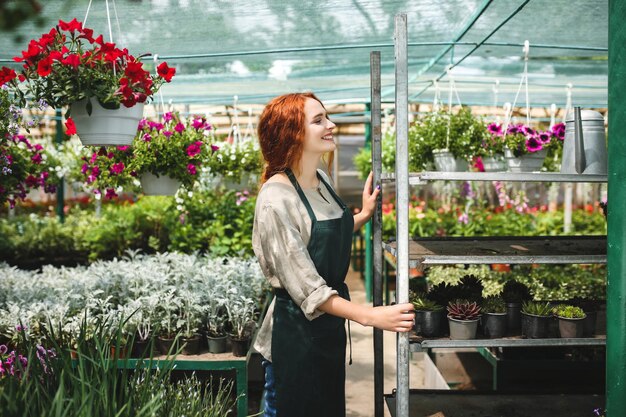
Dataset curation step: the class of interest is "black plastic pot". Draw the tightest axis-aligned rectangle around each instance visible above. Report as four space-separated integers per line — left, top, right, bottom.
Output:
131 338 153 358
157 336 179 355
521 312 552 338
230 336 250 357
482 312 507 338
505 303 522 334
558 316 585 338
414 310 444 337
582 310 597 337
207 335 229 353
182 334 202 355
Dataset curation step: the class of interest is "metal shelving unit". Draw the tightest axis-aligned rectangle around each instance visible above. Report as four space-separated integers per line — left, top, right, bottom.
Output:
372 14 608 417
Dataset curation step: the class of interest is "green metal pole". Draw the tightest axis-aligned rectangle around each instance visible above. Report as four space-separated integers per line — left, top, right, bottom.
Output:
364 103 373 303
607 1 626 415
55 109 65 223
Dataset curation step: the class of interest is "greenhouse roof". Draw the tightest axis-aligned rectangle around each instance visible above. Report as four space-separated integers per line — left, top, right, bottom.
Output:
0 0 608 107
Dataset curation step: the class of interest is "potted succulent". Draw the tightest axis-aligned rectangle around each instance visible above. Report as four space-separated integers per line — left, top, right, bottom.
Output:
502 280 533 333
553 304 586 338
226 296 257 357
446 300 482 340
130 112 217 195
410 291 444 338
456 274 484 304
2 18 175 146
521 301 553 339
480 295 507 338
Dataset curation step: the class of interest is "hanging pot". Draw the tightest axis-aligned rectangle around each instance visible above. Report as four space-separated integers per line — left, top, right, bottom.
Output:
140 173 181 196
70 99 143 146
432 149 468 172
481 312 507 338
481 155 506 172
504 148 547 172
447 316 479 340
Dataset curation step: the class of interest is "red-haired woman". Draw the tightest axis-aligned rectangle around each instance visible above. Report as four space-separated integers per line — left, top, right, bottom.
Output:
252 92 414 417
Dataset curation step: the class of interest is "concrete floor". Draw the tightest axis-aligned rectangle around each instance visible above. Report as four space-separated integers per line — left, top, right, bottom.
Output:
344 267 425 417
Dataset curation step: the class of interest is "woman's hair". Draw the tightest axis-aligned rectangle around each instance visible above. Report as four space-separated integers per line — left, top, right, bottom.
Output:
257 92 334 183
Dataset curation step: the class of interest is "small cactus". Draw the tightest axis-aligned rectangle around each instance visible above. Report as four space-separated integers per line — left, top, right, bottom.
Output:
447 300 481 321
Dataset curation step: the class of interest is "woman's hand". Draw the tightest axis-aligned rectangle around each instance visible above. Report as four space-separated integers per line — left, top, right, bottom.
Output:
353 171 380 231
366 303 415 333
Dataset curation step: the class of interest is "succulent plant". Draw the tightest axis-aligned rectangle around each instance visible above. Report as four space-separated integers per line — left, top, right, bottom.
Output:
553 304 586 319
426 282 459 308
446 300 481 321
412 298 444 312
481 295 506 314
457 274 484 303
502 280 533 303
521 301 553 317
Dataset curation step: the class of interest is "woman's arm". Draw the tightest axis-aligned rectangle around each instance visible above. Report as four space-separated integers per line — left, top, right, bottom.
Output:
353 171 380 232
318 295 414 332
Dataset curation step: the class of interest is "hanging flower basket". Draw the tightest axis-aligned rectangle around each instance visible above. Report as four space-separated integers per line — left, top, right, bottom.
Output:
70 99 144 146
504 148 547 173
432 149 468 172
481 155 506 172
140 172 181 196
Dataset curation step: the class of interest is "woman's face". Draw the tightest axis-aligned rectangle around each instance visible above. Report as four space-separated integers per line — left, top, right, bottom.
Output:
302 97 336 156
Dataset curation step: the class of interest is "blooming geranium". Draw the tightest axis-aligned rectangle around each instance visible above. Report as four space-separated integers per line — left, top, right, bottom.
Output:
0 18 175 111
0 87 56 208
129 112 216 189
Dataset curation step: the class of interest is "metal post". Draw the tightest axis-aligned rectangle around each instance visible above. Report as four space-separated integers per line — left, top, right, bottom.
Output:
365 102 373 303
394 13 410 417
370 51 384 417
55 109 65 223
607 1 626 415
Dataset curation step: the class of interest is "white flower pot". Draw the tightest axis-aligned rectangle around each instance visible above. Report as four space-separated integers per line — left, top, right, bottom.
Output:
482 155 506 172
70 99 143 146
504 148 547 173
140 173 181 196
432 149 468 172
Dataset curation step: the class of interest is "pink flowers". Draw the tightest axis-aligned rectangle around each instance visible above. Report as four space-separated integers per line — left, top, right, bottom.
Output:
187 163 197 175
186 141 203 158
174 122 185 133
109 162 125 175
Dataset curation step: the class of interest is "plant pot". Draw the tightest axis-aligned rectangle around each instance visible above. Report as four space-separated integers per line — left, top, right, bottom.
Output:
481 155 506 172
110 345 128 359
222 172 252 191
207 334 229 353
229 336 250 357
181 334 202 355
504 148 548 172
505 303 522 334
481 312 507 338
432 149 468 172
521 312 552 338
131 339 153 358
70 99 143 146
582 310 597 337
157 336 179 355
414 310 444 337
558 316 586 338
140 173 181 196
447 316 479 340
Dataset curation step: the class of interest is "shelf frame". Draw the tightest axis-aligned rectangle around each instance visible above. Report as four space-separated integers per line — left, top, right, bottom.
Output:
409 335 606 352
381 171 608 185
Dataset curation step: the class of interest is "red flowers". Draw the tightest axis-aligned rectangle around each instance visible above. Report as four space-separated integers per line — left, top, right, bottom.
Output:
6 18 175 110
157 62 176 82
65 117 77 135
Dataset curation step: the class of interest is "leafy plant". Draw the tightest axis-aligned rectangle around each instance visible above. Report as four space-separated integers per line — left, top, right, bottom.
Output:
553 304 586 319
521 301 553 317
204 140 262 184
481 295 506 314
502 279 533 303
457 274 484 303
446 300 481 321
426 282 459 309
411 293 443 312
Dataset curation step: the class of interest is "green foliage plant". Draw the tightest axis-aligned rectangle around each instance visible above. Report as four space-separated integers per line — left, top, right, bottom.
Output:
521 301 553 317
553 304 586 319
481 295 506 314
426 282 459 309
457 274 484 303
410 292 443 312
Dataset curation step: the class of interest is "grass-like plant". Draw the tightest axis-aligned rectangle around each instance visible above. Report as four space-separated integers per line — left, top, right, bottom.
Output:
481 295 506 314
411 296 444 312
521 301 553 317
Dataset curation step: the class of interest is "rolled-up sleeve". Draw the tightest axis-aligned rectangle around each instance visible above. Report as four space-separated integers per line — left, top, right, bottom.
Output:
255 201 337 320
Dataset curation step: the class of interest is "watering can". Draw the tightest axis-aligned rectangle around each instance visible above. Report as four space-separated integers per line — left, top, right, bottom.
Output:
560 107 607 175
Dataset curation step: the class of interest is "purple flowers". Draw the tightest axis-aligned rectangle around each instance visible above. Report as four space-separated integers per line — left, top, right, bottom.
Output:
487 123 502 136
109 162 125 175
552 122 565 140
525 136 543 153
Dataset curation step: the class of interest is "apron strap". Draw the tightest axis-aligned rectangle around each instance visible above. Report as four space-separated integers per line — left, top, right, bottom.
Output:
317 170 347 211
284 168 317 223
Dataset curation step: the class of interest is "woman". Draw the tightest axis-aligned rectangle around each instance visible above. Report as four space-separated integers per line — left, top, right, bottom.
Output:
252 92 414 417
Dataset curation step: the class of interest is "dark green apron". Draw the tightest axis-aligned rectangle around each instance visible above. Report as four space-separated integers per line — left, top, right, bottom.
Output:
271 168 354 417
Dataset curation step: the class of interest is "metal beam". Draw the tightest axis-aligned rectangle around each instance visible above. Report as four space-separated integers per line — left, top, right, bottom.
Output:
607 1 626 415
394 13 410 417
55 109 65 223
370 50 384 417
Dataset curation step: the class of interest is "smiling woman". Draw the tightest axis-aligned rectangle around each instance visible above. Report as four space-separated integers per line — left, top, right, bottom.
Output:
252 92 414 417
